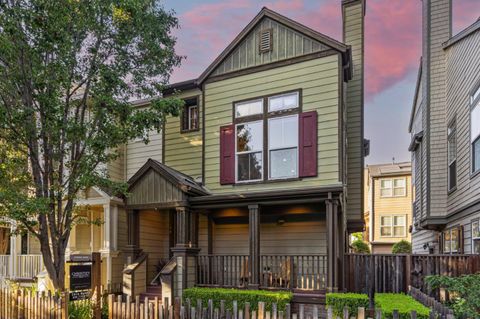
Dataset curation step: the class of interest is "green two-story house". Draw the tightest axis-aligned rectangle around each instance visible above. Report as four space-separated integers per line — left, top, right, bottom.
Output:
120 0 366 303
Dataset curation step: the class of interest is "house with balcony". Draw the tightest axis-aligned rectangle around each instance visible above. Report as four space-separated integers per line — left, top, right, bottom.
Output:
363 162 412 254
409 0 480 254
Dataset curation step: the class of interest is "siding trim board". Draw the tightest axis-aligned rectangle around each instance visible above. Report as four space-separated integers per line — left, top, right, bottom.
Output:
205 50 339 84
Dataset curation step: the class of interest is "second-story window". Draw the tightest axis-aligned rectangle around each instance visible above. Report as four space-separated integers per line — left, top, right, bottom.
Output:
181 97 199 132
448 119 457 191
442 226 463 254
380 215 406 237
471 84 480 173
380 178 406 197
234 91 299 183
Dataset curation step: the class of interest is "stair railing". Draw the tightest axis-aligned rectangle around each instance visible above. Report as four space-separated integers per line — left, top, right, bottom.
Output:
122 252 148 298
151 257 177 307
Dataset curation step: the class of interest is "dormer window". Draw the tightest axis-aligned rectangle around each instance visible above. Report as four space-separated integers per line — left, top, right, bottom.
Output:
259 29 272 53
181 97 199 132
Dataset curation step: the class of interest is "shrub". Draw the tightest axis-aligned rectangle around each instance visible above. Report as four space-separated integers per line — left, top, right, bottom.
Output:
68 300 92 319
182 287 292 311
326 293 430 319
375 294 429 319
426 273 480 318
326 293 369 317
392 240 412 254
351 240 370 253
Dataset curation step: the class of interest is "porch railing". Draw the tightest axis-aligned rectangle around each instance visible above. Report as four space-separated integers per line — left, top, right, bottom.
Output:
16 255 44 279
260 254 327 290
0 255 10 278
196 254 327 291
197 255 250 288
0 254 43 279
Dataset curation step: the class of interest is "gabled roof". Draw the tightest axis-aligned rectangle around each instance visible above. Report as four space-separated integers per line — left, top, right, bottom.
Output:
127 159 209 196
197 7 349 84
443 18 480 49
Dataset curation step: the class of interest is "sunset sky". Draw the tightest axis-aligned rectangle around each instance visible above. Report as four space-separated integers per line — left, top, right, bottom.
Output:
162 0 480 165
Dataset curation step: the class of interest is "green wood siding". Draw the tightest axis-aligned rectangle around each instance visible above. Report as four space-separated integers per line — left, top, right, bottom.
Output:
344 2 364 221
211 17 331 77
164 89 203 179
204 56 341 193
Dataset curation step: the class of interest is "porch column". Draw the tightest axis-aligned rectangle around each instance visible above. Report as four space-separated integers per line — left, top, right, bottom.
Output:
9 223 16 279
326 198 339 291
103 204 111 251
248 204 260 289
125 209 140 263
171 206 200 298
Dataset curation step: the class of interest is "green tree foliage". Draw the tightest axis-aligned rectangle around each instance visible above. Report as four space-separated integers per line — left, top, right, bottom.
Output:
351 239 370 254
392 240 412 254
426 274 480 318
351 232 363 241
0 0 184 290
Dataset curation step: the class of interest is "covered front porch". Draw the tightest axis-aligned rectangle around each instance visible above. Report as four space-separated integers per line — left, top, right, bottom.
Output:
123 160 344 301
195 203 329 292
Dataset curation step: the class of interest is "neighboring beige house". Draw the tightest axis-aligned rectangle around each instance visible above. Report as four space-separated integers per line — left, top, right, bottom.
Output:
409 0 480 254
363 163 412 253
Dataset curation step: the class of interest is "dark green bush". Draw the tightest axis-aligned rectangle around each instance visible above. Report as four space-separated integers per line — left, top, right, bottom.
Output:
182 287 292 311
351 240 370 253
326 293 369 317
376 294 429 319
426 273 480 318
326 293 430 319
68 300 92 319
392 240 412 254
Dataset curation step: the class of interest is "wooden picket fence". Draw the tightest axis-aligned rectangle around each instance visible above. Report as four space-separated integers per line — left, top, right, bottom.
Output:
0 288 68 319
409 286 454 317
108 296 316 319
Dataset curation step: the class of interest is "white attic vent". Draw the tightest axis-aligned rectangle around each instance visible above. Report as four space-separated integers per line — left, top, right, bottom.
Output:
259 29 272 53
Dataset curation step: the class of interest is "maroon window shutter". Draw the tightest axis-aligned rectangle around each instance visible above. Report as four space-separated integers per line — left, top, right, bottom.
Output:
220 124 235 184
299 111 318 177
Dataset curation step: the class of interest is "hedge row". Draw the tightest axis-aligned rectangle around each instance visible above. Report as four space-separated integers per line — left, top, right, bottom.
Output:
182 288 293 312
326 293 430 319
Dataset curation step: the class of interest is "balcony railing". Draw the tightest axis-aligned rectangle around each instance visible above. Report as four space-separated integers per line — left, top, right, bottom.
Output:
0 254 44 279
196 254 327 291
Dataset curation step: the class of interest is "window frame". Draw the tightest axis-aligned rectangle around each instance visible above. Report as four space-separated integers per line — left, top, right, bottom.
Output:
267 114 299 180
447 118 457 192
380 178 407 198
181 96 200 133
232 89 302 184
234 120 264 183
442 226 462 254
379 214 407 238
470 81 480 175
472 219 480 254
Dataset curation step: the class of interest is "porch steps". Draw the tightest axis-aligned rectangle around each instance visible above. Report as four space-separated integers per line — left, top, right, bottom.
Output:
139 285 162 303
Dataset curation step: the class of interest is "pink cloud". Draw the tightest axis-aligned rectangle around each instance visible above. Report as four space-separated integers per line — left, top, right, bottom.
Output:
169 0 480 100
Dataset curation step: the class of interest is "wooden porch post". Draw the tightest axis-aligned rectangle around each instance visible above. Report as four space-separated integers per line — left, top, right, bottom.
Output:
171 206 200 298
125 209 140 263
248 204 260 289
326 197 339 291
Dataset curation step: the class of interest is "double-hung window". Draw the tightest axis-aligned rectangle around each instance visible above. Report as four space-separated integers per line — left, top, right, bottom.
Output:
448 120 457 190
181 97 199 132
471 84 480 173
234 91 299 183
472 220 480 254
442 227 462 254
380 178 406 197
380 215 406 237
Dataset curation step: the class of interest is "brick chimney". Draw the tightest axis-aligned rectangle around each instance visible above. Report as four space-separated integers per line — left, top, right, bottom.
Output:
342 0 366 231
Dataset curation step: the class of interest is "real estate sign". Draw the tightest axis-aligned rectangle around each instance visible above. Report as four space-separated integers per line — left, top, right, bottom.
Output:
69 264 92 291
